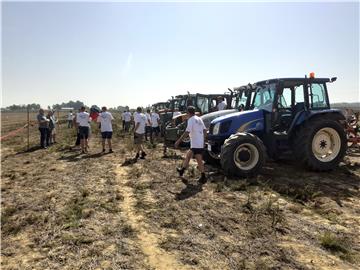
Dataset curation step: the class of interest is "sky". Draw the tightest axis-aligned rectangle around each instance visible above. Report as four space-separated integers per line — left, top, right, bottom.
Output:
2 1 359 108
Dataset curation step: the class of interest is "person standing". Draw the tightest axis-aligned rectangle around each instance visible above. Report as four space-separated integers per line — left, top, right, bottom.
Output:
123 110 132 132
76 106 91 153
175 106 207 183
47 110 58 144
97 106 114 153
145 109 152 141
67 111 73 128
37 109 50 148
133 107 147 159
121 111 126 131
217 96 227 111
72 109 81 147
151 109 160 142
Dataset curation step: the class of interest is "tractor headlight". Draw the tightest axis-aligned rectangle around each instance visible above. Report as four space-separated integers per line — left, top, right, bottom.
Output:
213 122 221 135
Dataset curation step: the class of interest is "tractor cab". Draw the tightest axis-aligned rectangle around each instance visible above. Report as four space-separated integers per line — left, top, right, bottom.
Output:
201 84 255 129
164 91 234 147
152 102 170 113
195 92 234 115
207 75 347 177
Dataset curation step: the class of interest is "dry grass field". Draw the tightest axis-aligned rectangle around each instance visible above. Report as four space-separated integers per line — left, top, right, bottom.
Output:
1 116 360 270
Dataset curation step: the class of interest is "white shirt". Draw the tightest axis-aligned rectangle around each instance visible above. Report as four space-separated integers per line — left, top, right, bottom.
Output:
145 113 151 126
186 115 206 149
97 111 114 132
67 113 73 120
151 113 160 127
134 113 147 134
122 112 132 122
76 112 91 127
217 101 227 111
172 111 181 119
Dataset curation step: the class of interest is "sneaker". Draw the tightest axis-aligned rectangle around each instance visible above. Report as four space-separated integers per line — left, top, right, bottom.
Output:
135 153 140 159
102 148 106 153
177 167 185 177
109 149 113 153
198 174 207 184
140 152 147 159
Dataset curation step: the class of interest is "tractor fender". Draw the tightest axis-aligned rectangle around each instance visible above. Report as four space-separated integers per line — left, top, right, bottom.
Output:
288 109 345 137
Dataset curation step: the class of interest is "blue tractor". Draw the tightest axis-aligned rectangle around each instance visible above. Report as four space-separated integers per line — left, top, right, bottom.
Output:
207 76 348 177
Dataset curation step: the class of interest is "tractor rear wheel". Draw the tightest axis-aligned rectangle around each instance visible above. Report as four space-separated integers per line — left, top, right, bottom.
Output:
220 133 266 177
292 118 347 171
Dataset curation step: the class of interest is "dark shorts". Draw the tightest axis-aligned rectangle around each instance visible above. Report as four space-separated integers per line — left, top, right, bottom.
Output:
134 133 144 144
79 126 89 139
101 131 113 139
152 126 160 133
191 148 204 156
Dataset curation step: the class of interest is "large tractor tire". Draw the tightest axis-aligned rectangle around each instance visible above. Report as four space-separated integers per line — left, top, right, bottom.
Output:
292 118 347 171
220 133 266 177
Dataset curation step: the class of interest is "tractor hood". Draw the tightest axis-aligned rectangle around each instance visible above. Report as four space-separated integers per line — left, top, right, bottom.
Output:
201 109 237 128
209 109 264 137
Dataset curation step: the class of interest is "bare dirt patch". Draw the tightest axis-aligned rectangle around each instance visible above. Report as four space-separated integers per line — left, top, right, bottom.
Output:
1 124 360 269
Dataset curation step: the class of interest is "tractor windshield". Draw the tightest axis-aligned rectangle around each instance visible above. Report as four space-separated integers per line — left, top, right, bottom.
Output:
253 83 276 112
235 91 250 110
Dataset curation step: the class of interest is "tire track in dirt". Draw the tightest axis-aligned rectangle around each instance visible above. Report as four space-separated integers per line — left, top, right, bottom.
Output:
115 165 191 270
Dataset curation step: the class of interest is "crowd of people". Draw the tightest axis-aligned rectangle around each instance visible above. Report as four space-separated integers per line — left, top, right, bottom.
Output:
36 99 230 183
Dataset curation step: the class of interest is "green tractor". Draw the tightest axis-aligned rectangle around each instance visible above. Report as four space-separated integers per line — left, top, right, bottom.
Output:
164 91 235 147
157 94 196 136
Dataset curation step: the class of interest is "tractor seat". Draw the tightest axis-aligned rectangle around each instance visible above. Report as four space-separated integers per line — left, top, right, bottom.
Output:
293 102 305 117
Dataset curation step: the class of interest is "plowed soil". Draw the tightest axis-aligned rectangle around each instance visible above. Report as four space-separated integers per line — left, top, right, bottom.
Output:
1 125 360 270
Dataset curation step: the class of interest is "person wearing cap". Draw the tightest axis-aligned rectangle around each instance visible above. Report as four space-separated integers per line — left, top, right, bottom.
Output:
133 107 147 159
217 96 227 110
175 106 207 183
97 106 114 153
37 108 50 148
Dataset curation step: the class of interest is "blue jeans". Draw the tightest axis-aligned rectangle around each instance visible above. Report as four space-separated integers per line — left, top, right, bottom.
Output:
39 127 49 147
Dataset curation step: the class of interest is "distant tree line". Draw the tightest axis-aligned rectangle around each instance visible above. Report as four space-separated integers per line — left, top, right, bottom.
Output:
52 100 85 110
2 103 41 111
2 101 131 112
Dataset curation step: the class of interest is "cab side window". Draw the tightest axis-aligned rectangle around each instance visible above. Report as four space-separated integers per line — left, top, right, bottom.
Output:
278 87 292 109
309 83 328 109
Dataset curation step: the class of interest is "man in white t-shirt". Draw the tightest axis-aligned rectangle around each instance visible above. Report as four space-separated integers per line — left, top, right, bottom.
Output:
97 106 114 153
121 111 126 131
151 109 161 140
76 106 92 153
122 110 132 132
175 106 207 183
217 96 227 111
145 109 152 142
133 107 147 160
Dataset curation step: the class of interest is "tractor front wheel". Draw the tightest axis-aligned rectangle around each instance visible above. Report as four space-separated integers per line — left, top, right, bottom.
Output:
220 133 266 177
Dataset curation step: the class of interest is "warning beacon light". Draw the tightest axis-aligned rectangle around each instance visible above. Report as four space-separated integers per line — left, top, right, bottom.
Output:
309 72 315 78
